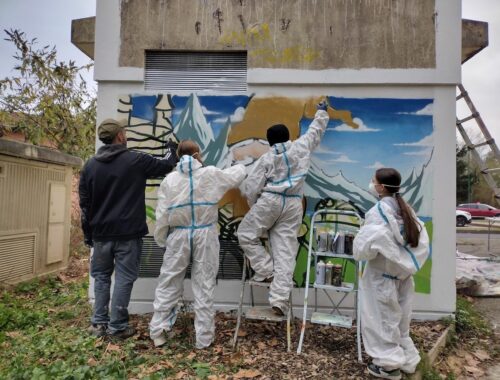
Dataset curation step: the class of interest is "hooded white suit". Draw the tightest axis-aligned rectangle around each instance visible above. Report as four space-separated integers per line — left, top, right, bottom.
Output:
150 155 246 349
237 110 329 313
353 197 430 373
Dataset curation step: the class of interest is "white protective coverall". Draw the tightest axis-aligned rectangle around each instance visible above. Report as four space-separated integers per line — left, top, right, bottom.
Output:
237 110 329 313
150 155 246 349
353 197 430 373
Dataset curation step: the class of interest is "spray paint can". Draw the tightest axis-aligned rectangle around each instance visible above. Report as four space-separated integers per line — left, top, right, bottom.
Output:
336 232 345 254
332 264 343 287
325 263 333 285
344 233 354 255
315 260 326 285
317 232 328 252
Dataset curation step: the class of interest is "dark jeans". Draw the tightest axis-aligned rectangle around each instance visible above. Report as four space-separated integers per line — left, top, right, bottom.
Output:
90 239 142 332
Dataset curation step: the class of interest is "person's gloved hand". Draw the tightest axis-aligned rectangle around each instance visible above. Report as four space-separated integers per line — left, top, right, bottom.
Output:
164 140 179 163
317 100 329 111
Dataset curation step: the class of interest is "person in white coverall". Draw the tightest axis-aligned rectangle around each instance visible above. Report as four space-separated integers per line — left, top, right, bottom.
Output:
353 168 430 380
150 140 246 349
237 101 330 316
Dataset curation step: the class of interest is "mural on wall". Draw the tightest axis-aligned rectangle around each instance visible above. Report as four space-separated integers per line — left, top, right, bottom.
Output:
117 94 434 294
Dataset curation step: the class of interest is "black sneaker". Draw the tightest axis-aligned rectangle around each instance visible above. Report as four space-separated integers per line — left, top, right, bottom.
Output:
367 363 402 379
109 326 136 340
87 324 107 337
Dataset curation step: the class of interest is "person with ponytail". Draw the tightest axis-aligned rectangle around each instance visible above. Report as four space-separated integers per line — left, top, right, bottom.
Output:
353 168 430 379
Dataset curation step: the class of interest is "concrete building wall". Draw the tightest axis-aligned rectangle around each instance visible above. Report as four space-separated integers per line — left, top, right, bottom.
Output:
92 0 461 319
118 0 436 70
94 0 460 85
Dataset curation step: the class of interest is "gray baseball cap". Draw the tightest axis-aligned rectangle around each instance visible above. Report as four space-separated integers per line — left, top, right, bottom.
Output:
97 119 127 140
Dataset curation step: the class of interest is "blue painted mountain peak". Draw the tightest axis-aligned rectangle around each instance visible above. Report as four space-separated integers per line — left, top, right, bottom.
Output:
173 94 215 152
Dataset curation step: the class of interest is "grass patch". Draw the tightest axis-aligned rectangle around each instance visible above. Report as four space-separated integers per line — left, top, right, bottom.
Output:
454 296 491 339
0 275 238 379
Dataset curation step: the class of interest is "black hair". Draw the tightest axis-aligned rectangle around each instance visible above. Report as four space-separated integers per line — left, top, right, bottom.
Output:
267 124 290 146
99 137 113 145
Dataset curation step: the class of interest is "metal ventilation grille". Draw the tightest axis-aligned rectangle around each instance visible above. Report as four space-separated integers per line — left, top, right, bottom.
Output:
0 234 35 282
145 51 247 92
139 236 244 279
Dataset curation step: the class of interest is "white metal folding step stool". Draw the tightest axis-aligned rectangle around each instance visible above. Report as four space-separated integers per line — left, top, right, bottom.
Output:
232 256 293 352
296 209 363 363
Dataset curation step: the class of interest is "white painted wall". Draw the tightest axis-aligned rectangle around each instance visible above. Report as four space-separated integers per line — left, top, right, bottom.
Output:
92 0 461 319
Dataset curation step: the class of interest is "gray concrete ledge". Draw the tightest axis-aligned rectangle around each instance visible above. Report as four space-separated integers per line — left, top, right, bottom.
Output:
0 139 83 168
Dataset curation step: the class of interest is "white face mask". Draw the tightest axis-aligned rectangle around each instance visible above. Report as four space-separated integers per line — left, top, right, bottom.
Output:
368 181 380 197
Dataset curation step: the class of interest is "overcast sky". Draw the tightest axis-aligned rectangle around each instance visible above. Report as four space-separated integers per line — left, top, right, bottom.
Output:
0 0 498 145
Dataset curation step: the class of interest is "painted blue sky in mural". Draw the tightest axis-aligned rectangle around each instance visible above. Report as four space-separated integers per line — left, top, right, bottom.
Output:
171 95 250 137
300 96 434 188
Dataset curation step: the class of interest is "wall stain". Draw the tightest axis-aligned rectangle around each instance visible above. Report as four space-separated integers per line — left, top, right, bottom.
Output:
280 18 291 32
195 21 201 35
238 14 246 33
213 8 224 34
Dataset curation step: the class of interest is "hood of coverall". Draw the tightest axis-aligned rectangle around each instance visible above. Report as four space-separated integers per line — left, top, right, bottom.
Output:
176 155 202 174
270 141 292 155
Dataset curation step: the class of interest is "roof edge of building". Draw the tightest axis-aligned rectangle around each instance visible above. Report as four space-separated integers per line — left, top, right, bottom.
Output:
0 138 84 168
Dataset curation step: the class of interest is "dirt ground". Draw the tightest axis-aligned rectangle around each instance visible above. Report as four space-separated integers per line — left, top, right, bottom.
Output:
63 194 498 379
61 251 449 379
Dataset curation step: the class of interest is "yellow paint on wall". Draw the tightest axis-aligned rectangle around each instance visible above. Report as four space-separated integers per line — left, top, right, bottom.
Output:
219 188 249 216
218 23 271 47
228 96 357 145
219 31 247 47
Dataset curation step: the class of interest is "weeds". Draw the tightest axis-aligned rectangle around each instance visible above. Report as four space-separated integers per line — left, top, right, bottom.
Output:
0 276 235 379
454 296 491 338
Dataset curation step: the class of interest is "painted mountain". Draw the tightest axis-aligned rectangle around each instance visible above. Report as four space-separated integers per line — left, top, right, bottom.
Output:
304 156 433 217
401 149 434 217
174 94 215 152
305 161 378 213
173 94 230 167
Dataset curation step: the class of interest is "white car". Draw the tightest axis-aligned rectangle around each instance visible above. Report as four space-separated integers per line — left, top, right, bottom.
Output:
456 210 472 227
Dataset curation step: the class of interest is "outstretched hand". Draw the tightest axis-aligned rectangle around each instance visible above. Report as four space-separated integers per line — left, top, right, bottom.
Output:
164 140 179 162
317 100 329 111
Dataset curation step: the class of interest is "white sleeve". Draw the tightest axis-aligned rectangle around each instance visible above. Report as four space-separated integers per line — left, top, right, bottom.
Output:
240 157 268 206
354 224 401 262
293 110 329 153
154 178 170 248
212 164 247 196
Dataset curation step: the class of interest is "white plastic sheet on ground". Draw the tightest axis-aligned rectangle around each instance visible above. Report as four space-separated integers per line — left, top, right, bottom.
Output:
456 251 500 296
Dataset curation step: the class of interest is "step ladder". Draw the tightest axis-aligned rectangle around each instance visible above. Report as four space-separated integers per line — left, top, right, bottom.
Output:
232 256 293 352
296 209 363 363
456 84 500 202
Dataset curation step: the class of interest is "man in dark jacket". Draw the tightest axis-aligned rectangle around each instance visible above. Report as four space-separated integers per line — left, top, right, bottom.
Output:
79 119 177 339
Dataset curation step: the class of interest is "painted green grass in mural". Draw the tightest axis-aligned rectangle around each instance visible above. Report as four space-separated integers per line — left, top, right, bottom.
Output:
146 205 156 221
